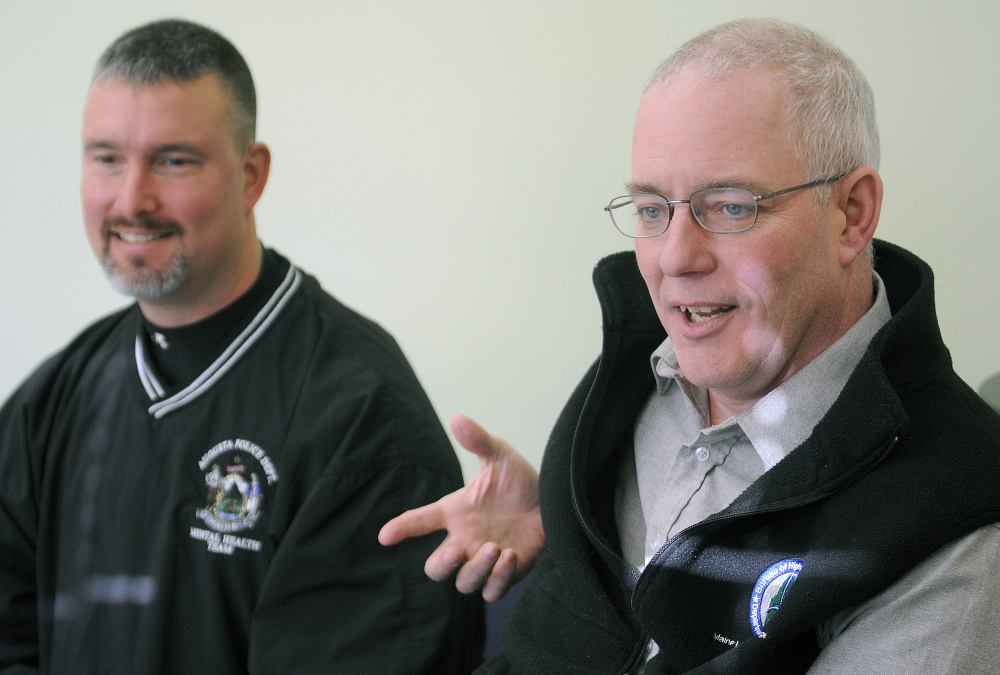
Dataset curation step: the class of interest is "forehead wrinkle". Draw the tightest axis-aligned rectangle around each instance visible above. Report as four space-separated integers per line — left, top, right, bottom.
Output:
627 176 776 199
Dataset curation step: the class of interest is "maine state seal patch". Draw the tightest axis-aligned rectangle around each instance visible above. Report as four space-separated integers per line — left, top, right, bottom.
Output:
189 438 279 555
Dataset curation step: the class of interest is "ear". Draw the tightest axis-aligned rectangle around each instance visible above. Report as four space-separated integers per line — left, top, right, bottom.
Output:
242 142 271 216
835 166 882 268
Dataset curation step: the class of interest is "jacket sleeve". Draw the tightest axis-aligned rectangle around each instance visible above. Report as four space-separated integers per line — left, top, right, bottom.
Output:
0 388 42 673
248 461 483 674
807 524 1000 674
246 362 484 674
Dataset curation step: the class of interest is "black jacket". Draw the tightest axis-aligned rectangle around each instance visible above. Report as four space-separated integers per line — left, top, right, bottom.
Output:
482 240 1000 674
0 251 483 674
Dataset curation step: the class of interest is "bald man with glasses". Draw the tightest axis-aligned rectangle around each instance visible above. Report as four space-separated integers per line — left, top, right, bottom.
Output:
382 18 1000 675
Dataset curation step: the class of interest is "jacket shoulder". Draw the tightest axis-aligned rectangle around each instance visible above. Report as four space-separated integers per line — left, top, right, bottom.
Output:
5 305 134 407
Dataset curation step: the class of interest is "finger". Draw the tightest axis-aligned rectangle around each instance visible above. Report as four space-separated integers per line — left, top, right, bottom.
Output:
378 503 445 546
455 542 502 594
449 414 500 460
424 544 467 582
482 548 518 602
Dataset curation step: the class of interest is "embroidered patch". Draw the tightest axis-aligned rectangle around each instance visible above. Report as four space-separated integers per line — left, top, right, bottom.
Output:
190 438 278 555
750 558 803 638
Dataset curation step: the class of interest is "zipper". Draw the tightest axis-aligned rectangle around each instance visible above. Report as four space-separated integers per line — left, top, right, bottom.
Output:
567 355 652 672
631 434 901 605
621 635 652 675
568 355 636 576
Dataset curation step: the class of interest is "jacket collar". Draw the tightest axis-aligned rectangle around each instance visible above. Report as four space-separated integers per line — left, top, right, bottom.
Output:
586 239 942 510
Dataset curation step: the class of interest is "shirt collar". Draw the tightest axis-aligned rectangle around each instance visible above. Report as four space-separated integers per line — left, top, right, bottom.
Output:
650 272 892 470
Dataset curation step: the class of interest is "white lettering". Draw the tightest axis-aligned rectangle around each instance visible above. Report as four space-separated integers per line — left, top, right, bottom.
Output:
207 540 235 555
191 526 262 555
198 439 236 470
223 534 263 552
713 632 739 647
190 526 221 543
198 438 279 484
258 454 278 484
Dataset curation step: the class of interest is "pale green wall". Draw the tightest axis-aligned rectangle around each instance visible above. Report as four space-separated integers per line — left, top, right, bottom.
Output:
2 1 998 476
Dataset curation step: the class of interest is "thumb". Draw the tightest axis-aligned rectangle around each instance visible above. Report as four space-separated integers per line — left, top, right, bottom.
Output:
449 414 501 462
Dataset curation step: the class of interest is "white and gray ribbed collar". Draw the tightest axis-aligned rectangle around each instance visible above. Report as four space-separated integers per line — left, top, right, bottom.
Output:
135 265 302 419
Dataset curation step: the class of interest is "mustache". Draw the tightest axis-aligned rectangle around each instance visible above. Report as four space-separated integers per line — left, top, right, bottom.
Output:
101 216 183 237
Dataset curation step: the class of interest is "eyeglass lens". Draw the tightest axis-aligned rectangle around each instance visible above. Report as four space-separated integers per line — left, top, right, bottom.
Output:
612 188 759 236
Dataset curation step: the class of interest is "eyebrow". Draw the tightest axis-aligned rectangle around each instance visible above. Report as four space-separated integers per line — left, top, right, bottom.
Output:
83 140 117 153
153 143 208 158
624 181 662 195
701 177 772 195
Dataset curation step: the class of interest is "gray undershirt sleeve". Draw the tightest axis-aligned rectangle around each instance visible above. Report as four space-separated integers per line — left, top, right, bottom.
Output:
808 523 1000 674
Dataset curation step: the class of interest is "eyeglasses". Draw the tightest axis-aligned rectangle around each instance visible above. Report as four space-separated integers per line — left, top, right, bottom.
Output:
605 175 846 237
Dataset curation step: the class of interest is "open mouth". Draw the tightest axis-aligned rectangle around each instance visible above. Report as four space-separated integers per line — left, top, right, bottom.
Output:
679 305 735 324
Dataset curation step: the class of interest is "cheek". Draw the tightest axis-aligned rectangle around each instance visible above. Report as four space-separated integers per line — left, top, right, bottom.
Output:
634 239 662 286
80 178 109 239
182 176 241 223
728 239 804 334
80 176 103 218
161 186 224 234
737 243 826 348
635 240 663 294
745 222 813 284
737 259 783 306
634 240 676 331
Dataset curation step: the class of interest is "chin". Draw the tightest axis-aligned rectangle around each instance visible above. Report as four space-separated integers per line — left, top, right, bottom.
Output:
678 352 763 391
103 254 187 299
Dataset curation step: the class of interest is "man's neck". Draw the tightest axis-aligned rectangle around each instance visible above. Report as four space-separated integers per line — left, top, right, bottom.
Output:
140 248 286 389
139 242 263 327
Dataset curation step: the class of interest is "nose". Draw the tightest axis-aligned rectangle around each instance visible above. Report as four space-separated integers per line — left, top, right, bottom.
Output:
113 164 159 219
651 204 716 277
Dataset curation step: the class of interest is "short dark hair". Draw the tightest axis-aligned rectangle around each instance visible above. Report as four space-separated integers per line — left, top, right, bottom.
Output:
93 19 256 148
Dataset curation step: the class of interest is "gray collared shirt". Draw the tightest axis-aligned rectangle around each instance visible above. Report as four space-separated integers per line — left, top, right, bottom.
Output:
615 273 1000 674
617 274 891 570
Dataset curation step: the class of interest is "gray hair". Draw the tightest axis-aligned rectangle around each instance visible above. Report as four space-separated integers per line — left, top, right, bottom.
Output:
644 18 879 204
93 19 256 149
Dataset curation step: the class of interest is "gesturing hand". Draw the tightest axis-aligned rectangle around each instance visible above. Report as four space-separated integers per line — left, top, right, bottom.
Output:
378 414 546 602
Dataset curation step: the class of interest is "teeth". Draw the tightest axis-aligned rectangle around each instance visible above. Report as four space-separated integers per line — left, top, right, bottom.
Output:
118 232 169 243
680 305 727 324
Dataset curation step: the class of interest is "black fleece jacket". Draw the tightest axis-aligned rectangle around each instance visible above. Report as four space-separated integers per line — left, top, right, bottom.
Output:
481 240 1000 675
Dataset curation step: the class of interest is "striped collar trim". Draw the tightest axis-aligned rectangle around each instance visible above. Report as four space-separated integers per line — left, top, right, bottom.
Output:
136 266 302 419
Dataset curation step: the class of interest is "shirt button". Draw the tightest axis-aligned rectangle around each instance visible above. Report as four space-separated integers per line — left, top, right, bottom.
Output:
695 447 710 461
